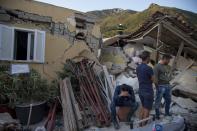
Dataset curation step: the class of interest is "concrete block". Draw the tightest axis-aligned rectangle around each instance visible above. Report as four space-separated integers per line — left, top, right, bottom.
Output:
0 14 11 21
0 9 6 14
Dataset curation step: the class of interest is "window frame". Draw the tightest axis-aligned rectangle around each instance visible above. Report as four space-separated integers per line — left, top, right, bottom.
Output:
0 25 45 63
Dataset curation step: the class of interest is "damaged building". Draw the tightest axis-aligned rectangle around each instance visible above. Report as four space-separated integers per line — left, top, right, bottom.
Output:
101 11 197 130
0 0 197 131
0 0 102 80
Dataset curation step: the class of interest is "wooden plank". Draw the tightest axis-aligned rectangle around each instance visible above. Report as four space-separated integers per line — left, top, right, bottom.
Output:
60 80 70 130
60 79 78 131
103 65 114 100
156 23 162 62
171 41 184 74
127 24 159 42
66 78 82 120
162 21 197 49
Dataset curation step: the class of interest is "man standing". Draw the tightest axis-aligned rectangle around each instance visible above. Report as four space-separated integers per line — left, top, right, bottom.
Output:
154 54 172 119
111 84 138 129
136 51 154 126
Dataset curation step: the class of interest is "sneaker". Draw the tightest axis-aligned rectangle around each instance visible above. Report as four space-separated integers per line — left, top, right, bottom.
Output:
165 113 172 116
156 116 160 120
113 121 120 129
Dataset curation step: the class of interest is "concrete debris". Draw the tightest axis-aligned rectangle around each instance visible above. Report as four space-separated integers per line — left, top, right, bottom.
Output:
123 44 135 58
8 10 52 23
100 44 143 75
116 73 139 93
100 47 129 74
132 56 142 64
183 113 197 131
0 13 11 21
0 113 18 125
0 113 20 130
128 61 138 70
123 43 143 59
100 37 197 130
170 104 189 114
172 96 197 112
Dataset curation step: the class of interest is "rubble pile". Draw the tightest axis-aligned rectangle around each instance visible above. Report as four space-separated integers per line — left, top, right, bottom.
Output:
100 42 197 130
100 43 144 90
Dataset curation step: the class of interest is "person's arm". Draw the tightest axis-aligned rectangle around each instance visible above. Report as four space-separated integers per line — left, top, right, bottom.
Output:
147 66 154 82
127 86 135 102
153 65 159 87
113 86 120 102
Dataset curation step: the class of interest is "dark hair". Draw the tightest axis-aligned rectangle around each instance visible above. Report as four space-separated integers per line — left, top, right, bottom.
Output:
120 84 131 91
162 54 172 60
140 51 150 61
150 59 156 66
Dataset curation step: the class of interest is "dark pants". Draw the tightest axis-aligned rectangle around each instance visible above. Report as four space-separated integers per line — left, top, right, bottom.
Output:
155 84 171 117
110 97 138 122
139 90 154 110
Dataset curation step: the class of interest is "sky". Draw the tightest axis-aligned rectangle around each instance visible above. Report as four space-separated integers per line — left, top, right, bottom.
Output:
35 0 197 13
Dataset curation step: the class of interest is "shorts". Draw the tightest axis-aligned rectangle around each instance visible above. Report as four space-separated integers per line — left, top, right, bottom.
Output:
139 91 154 110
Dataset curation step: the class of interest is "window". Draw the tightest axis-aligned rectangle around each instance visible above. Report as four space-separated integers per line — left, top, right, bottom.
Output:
0 24 45 63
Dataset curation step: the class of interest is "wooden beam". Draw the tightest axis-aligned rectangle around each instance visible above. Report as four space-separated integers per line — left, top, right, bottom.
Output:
127 24 159 42
156 23 162 62
171 41 184 73
162 21 197 49
142 24 159 38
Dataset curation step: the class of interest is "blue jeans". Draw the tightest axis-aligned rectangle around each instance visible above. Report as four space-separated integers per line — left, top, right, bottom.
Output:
155 84 171 117
110 97 138 122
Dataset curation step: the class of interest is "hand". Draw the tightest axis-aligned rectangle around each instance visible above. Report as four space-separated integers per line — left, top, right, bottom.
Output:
119 91 129 97
155 83 158 88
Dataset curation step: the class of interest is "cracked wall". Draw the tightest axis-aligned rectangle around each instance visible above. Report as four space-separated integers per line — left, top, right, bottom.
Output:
0 0 101 80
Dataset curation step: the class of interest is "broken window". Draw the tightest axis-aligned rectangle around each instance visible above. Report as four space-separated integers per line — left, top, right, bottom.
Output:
14 30 34 60
0 24 46 63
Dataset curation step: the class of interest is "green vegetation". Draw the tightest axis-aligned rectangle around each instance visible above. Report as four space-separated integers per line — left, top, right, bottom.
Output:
87 4 197 37
0 66 59 106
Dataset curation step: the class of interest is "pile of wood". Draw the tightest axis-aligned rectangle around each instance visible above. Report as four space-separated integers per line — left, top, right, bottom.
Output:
60 59 113 130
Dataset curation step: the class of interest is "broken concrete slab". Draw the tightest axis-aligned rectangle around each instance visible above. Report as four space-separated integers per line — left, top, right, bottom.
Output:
172 96 197 112
8 10 52 23
182 113 197 131
103 62 113 70
0 14 11 21
170 104 189 114
172 85 197 102
0 113 18 125
0 113 19 131
171 69 197 101
116 73 139 93
123 44 135 58
101 47 129 74
127 61 137 70
132 56 142 64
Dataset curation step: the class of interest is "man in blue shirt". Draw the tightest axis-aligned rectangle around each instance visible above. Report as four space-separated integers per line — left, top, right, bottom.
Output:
136 51 154 126
110 84 138 129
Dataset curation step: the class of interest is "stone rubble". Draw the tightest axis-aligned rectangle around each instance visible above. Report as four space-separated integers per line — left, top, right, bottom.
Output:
100 42 197 130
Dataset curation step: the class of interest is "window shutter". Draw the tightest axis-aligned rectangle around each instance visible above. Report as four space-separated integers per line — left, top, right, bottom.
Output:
34 30 45 63
0 24 14 60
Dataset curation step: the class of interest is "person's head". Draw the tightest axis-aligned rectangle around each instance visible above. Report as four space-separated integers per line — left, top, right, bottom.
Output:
161 54 172 65
150 59 156 66
120 84 131 92
140 51 151 63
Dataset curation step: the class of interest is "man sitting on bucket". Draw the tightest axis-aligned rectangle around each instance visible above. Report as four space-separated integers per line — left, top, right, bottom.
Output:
110 84 138 129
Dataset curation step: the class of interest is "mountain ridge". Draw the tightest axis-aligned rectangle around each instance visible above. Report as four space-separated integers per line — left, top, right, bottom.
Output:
87 3 197 37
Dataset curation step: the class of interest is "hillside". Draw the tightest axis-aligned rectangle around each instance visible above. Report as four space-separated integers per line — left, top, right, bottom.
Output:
86 8 136 19
87 4 197 38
